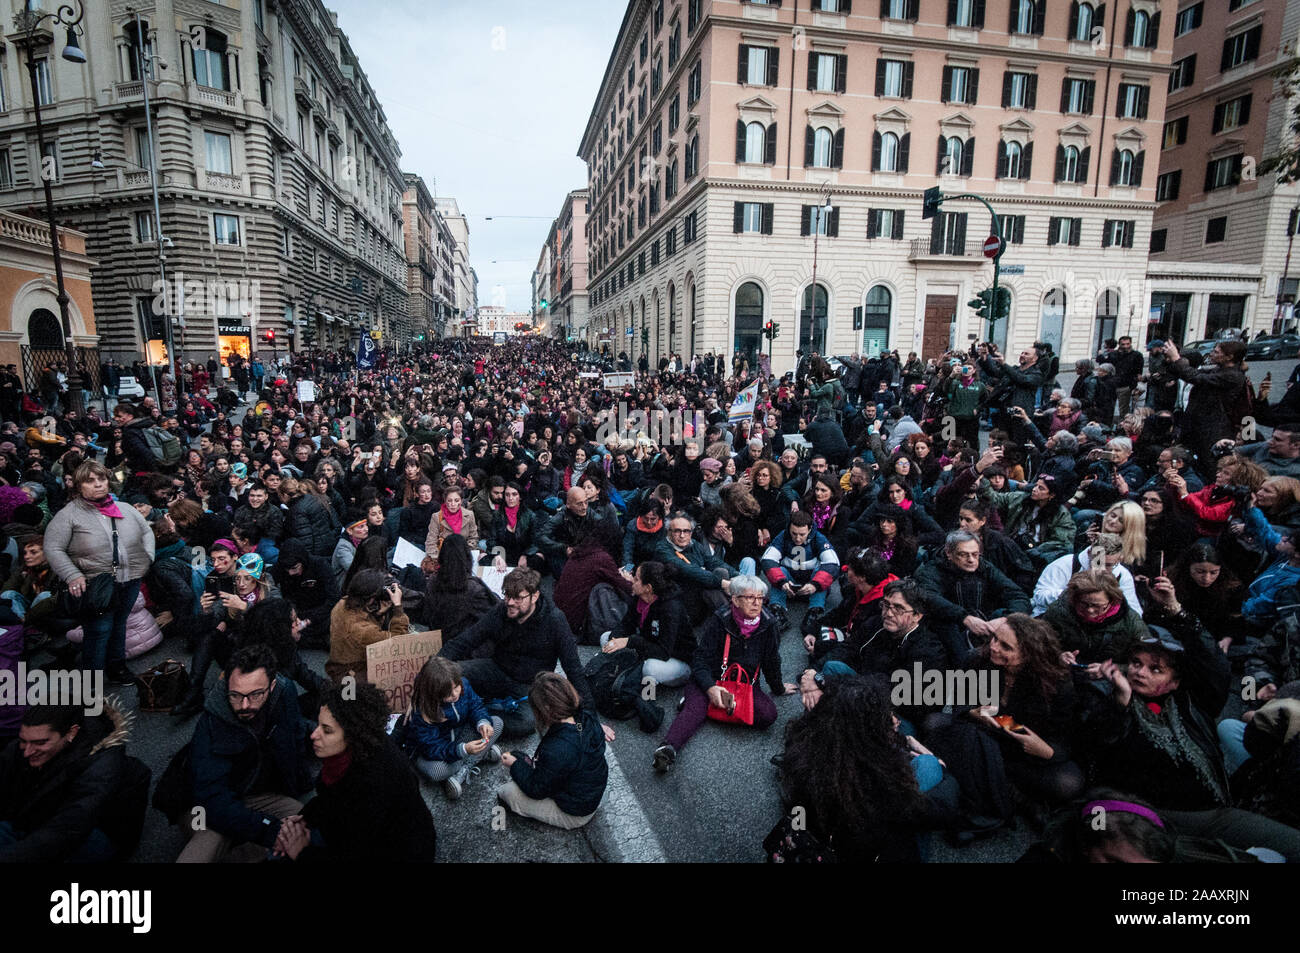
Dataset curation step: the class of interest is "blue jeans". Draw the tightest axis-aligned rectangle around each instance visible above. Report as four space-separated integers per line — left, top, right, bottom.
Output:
768 580 827 611
80 578 142 671
1217 718 1251 775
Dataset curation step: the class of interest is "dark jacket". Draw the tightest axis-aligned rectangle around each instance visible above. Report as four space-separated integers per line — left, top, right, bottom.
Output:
1170 357 1249 447
121 417 156 474
284 493 339 559
508 710 608 817
271 539 340 644
913 557 1031 627
980 357 1044 413
188 674 314 848
404 678 494 763
804 416 851 466
488 506 539 564
610 583 695 662
299 737 437 862
553 538 633 635
691 604 786 695
420 576 500 643
1040 596 1149 663
655 536 728 590
442 593 596 710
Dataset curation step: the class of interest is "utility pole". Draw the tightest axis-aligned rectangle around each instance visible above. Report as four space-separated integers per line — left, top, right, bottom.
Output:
924 187 1005 340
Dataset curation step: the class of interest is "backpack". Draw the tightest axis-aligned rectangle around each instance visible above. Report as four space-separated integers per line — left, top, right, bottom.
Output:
143 425 182 465
582 648 664 732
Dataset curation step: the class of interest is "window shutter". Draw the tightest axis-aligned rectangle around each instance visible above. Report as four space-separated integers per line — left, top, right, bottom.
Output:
1083 81 1095 114
1007 0 1018 33
842 0 852 12
767 48 779 86
801 205 812 236
1059 80 1070 114
1246 27 1262 61
1079 146 1091 182
880 0 889 17
962 137 975 176
867 209 879 239
1220 38 1233 72
836 54 848 93
1122 221 1134 248
1138 86 1149 119
1124 9 1135 46
808 53 819 91
997 140 1008 179
1110 149 1120 186
854 305 864 329
1048 217 1060 246
875 58 886 96
736 120 747 164
766 123 778 164
762 203 774 235
954 212 967 251
907 0 919 19
948 0 959 26
1116 85 1127 119
973 0 985 28
930 213 943 252
1148 13 1160 49
899 132 910 173
902 62 914 98
1132 150 1145 187
1102 220 1113 248
1096 5 1106 37
1033 0 1046 35
893 210 905 239
937 135 948 175
833 128 845 168
1069 1 1079 40
828 207 840 237
733 202 744 233
1070 218 1082 245
1204 161 1216 192
1027 74 1037 109
941 66 952 103
1022 141 1033 179
968 69 979 104
805 125 815 167
738 45 749 84
1241 95 1252 125
872 130 882 171
1054 144 1065 182
1002 71 1013 108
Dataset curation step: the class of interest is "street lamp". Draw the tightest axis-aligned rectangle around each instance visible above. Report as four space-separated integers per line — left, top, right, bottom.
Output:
15 0 88 414
808 186 833 366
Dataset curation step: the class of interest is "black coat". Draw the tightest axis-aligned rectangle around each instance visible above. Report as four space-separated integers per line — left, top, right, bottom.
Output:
804 417 850 466
610 585 695 663
507 710 608 817
420 576 500 643
299 737 437 862
691 604 786 695
272 540 341 645
284 493 338 559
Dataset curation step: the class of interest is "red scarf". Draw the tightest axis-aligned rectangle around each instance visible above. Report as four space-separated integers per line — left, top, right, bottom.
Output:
504 504 519 530
1079 601 1123 624
441 505 463 535
320 749 353 786
90 495 123 519
850 574 898 627
635 597 653 627
636 515 661 533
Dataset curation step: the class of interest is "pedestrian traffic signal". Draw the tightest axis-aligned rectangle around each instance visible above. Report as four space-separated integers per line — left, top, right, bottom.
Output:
992 286 1012 321
265 329 275 342
922 186 943 220
968 289 993 320
539 299 549 311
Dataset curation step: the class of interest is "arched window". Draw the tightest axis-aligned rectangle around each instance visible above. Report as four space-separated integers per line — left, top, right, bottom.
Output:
812 127 833 168
1074 3 1094 42
1131 10 1150 48
192 28 229 91
880 132 899 172
1117 148 1135 186
27 309 63 348
734 282 764 372
1006 140 1023 178
668 282 677 351
1063 145 1080 182
688 282 697 355
800 283 829 355
863 286 891 354
945 136 964 174
744 122 766 163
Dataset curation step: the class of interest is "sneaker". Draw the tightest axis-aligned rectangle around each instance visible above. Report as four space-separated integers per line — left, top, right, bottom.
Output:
483 744 502 764
676 694 687 713
652 744 676 773
444 764 479 800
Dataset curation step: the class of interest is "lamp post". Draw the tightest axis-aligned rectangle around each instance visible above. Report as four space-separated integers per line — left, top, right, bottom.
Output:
15 1 88 415
808 185 833 366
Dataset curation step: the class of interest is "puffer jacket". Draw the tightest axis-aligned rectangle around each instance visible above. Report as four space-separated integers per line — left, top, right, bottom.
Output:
403 677 494 763
66 592 163 659
284 493 338 559
1040 595 1150 662
508 709 608 817
146 539 199 627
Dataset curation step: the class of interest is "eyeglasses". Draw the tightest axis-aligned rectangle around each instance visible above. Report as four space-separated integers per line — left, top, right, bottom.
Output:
1077 600 1113 614
227 687 271 705
880 601 917 616
669 527 693 534
733 594 764 603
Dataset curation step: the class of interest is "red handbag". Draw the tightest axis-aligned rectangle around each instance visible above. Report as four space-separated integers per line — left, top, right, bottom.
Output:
707 634 756 726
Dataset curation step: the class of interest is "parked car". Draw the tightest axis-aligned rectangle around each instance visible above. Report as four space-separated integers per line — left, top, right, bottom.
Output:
1246 333 1300 361
116 375 145 398
1180 339 1220 359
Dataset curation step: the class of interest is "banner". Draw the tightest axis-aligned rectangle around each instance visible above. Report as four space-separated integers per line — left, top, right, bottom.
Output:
603 372 635 389
728 380 760 424
366 630 442 713
355 333 378 369
296 380 316 404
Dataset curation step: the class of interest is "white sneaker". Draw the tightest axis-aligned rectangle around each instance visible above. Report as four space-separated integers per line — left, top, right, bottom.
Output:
483 744 502 764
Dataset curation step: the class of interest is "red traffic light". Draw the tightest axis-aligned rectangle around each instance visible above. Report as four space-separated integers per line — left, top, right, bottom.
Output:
265 330 275 341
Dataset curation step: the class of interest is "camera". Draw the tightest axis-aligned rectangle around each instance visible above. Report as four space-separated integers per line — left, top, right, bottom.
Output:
1225 484 1254 506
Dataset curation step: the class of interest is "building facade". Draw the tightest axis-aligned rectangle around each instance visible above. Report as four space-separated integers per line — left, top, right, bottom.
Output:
532 220 557 336
434 196 477 336
580 0 1172 373
553 188 590 343
402 172 456 340
474 305 532 337
1148 0 1300 343
0 0 417 367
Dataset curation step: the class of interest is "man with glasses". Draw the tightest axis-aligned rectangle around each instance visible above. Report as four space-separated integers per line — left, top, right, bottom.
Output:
914 531 1031 660
441 569 611 741
178 645 313 863
655 512 735 623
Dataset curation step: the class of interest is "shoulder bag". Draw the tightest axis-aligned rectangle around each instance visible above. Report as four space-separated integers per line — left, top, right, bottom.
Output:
59 516 119 617
706 633 756 726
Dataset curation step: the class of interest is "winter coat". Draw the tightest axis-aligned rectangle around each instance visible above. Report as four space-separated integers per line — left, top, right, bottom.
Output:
403 677 494 763
284 493 339 560
298 737 437 862
1169 357 1249 448
420 577 500 643
120 417 156 475
985 489 1075 563
65 592 163 659
425 508 480 555
489 507 539 565
271 540 340 645
508 710 608 817
189 675 314 848
0 702 139 862
326 603 411 684
1040 596 1149 663
622 520 666 568
610 584 695 663
913 557 1030 628
44 495 155 585
553 539 633 635
1031 550 1143 616
804 417 850 465
691 603 787 695
655 536 728 590
760 528 840 591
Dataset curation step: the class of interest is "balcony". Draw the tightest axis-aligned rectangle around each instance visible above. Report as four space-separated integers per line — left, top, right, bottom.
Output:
325 117 341 143
909 237 981 263
204 170 244 193
294 76 313 107
112 80 144 103
189 84 237 109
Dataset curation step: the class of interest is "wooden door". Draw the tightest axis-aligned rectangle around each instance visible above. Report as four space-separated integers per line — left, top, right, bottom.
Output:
922 294 957 359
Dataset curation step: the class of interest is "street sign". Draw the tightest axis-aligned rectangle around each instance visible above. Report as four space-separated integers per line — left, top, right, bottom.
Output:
1000 264 1025 276
625 326 634 336
983 235 1003 258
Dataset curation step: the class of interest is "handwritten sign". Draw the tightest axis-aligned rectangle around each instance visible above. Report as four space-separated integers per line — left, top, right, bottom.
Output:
603 372 635 389
366 629 442 713
296 380 316 404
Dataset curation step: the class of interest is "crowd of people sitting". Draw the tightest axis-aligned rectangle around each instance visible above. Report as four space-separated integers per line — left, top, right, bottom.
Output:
1 330 1298 864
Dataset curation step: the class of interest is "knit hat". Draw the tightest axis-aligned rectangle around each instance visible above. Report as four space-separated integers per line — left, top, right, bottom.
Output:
236 552 264 581
1081 423 1107 443
699 457 722 472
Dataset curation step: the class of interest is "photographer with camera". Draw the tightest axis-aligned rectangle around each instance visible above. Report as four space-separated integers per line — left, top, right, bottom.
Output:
1161 339 1251 479
978 344 1043 422
1166 453 1267 540
325 569 410 684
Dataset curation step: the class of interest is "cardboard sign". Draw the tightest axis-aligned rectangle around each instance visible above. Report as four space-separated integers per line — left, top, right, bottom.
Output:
603 372 634 389
296 380 316 404
366 629 442 713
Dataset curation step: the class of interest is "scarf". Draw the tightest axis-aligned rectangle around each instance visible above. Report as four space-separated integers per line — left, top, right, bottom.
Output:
732 605 761 637
635 597 653 628
440 505 463 535
570 458 589 482
1130 697 1229 805
504 504 520 530
850 574 899 628
810 502 835 530
320 749 354 787
636 515 662 534
1078 601 1123 624
898 498 913 510
89 495 123 519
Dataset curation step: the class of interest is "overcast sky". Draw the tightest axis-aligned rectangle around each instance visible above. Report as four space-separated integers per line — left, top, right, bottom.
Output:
331 0 626 313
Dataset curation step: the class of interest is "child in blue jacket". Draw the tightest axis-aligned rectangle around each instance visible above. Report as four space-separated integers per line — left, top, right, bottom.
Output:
404 657 504 800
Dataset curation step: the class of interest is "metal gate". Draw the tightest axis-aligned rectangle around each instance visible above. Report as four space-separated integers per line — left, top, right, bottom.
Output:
21 346 102 396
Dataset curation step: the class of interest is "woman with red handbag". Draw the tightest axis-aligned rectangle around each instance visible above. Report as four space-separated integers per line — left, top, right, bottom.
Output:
652 575 798 772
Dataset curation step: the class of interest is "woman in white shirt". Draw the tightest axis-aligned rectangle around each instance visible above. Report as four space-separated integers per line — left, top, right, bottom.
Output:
1031 532 1142 616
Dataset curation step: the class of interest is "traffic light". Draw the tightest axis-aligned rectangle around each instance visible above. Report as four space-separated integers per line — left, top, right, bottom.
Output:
993 287 1012 321
641 326 649 345
968 289 993 320
763 321 781 341
922 186 943 220
539 298 549 311
265 329 276 343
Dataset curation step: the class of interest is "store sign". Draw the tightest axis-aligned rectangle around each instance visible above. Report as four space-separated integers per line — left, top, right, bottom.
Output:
218 323 251 335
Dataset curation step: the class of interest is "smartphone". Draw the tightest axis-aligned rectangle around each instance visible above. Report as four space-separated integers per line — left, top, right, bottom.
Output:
204 574 222 595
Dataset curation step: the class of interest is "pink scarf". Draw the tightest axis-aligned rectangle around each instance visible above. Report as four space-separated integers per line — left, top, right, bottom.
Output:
732 606 761 637
441 505 463 535
90 495 123 519
635 597 652 628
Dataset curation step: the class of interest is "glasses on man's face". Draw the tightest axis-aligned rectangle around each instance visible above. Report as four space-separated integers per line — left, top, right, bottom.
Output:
880 601 916 616
669 527 693 535
227 687 270 706
504 592 536 604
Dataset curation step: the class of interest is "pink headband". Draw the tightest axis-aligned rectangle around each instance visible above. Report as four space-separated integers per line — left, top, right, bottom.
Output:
1081 800 1165 829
